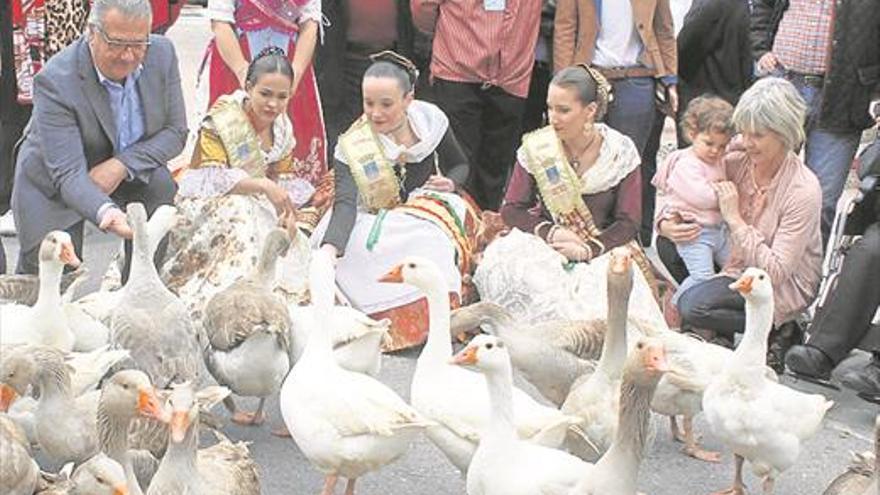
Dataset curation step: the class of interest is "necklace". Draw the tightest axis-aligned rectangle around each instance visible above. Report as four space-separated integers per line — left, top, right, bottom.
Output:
565 130 599 169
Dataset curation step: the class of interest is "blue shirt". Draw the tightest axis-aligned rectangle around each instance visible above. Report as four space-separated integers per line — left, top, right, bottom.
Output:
95 65 145 157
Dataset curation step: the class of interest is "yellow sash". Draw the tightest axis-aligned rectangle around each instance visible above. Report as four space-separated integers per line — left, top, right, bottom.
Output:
520 126 659 300
337 117 401 212
205 95 264 178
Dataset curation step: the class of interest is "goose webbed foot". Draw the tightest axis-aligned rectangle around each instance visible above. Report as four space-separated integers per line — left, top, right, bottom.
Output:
669 415 685 443
232 410 266 425
682 416 720 463
320 475 338 495
271 425 292 437
710 454 746 494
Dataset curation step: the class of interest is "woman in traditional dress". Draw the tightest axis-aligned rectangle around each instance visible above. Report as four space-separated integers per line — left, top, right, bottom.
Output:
475 65 664 327
197 0 326 198
312 52 477 350
161 48 327 321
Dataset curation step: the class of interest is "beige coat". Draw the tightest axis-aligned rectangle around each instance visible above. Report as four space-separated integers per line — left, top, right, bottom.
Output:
553 0 677 76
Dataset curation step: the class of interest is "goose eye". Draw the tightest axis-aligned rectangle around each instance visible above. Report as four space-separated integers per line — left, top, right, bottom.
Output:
636 342 644 350
407 263 416 269
485 342 494 350
95 476 105 484
758 275 765 280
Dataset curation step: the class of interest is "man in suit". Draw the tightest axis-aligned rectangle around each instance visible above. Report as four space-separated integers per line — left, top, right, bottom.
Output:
11 0 185 280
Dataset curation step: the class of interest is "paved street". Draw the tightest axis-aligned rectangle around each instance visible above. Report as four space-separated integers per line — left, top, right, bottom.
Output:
3 6 878 494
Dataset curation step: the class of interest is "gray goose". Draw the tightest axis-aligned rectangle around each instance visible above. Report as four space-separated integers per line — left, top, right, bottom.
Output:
450 301 604 406
822 415 879 495
203 228 292 426
0 412 39 495
36 453 128 495
146 383 260 495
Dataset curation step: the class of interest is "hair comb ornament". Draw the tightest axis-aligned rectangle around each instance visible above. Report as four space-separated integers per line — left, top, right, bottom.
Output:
577 63 613 120
370 50 419 89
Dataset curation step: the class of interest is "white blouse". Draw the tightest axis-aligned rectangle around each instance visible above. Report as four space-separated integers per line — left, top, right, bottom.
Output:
206 0 322 27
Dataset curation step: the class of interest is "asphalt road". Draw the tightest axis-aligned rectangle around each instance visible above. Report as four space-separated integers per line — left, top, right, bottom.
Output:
3 6 877 494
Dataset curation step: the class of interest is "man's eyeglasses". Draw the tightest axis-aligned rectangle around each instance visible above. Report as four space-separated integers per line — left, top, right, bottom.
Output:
93 25 151 54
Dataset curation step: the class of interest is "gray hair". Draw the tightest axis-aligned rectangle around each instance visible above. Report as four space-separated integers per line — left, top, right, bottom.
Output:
88 0 153 28
732 77 807 150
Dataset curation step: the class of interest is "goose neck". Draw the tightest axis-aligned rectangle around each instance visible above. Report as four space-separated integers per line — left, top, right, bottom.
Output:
482 362 518 443
596 376 654 489
733 297 774 367
597 280 630 377
421 283 452 362
34 260 64 309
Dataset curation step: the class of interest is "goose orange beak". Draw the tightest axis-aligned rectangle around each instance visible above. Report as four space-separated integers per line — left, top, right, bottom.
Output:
0 383 18 412
730 275 753 295
170 410 191 444
379 264 404 283
642 343 670 374
113 483 128 495
609 248 632 274
59 241 81 268
450 346 479 366
137 387 164 421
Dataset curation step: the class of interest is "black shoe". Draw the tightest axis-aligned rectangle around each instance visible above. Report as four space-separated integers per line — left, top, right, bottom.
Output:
840 351 880 398
767 321 804 375
785 345 834 379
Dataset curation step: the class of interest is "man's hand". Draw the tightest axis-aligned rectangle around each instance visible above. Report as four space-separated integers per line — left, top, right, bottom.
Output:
757 53 780 74
99 207 133 239
90 158 128 195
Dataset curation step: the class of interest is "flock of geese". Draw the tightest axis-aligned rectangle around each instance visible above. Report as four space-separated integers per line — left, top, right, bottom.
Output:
0 203 875 495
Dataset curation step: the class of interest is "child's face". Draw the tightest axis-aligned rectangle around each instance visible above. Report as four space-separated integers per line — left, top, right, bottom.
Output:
690 130 731 165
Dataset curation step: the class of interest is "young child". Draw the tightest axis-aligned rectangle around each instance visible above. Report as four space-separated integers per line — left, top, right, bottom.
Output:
653 95 735 305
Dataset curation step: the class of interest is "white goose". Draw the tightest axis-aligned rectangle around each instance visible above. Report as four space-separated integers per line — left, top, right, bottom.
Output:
703 268 833 494
560 247 634 462
0 231 81 351
110 203 204 389
280 249 431 495
203 228 293 426
451 335 587 495
380 256 580 473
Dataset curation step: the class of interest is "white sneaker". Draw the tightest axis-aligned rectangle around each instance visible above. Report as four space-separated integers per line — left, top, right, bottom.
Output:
0 211 16 236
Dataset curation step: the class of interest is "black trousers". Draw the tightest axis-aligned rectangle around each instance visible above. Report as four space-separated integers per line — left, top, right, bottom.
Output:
521 61 551 134
640 107 666 246
16 166 177 283
807 223 880 363
322 50 374 163
432 78 525 211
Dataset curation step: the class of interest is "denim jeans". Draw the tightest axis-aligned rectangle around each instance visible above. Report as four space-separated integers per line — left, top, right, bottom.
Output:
672 223 731 306
785 73 862 245
604 77 656 155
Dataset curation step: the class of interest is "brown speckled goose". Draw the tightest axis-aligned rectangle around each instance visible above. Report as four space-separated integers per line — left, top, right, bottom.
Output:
0 412 38 495
36 453 129 495
146 383 260 495
450 302 604 406
823 415 879 495
203 228 292 426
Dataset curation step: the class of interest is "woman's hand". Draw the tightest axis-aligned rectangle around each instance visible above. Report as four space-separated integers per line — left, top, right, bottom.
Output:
261 179 296 218
712 181 745 228
548 226 581 244
657 215 702 243
424 175 456 193
550 239 592 262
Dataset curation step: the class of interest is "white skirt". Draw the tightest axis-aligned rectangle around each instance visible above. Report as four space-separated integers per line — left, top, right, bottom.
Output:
310 190 464 315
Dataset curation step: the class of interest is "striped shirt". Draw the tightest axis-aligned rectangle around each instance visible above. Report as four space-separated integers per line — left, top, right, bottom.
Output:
772 0 834 75
412 0 542 99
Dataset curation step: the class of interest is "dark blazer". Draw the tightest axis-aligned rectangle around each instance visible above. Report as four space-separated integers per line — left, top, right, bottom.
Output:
11 35 186 253
750 0 880 132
